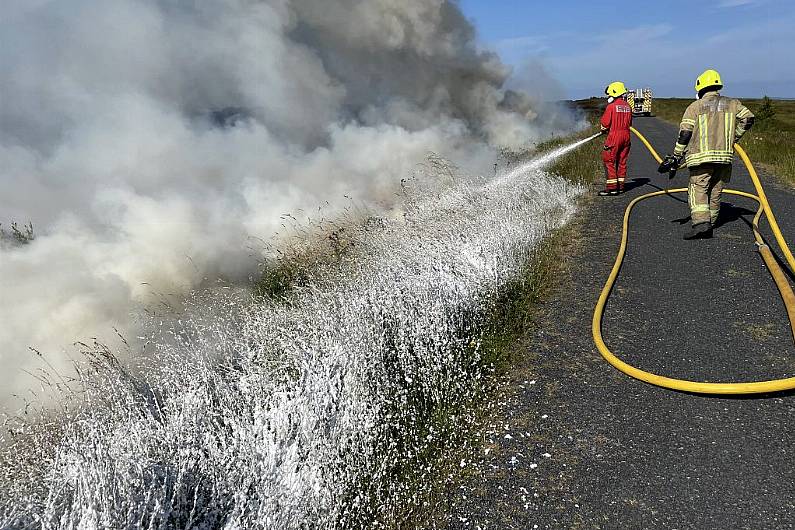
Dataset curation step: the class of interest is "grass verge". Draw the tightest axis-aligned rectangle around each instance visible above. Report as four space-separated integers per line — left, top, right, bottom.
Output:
401 127 603 528
398 215 590 530
480 125 602 373
250 125 603 528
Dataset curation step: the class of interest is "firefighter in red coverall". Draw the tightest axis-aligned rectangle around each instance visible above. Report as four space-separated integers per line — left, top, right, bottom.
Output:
598 81 633 196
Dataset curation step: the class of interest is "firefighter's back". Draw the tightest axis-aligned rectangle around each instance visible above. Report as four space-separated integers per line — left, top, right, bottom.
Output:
682 93 748 166
607 98 633 139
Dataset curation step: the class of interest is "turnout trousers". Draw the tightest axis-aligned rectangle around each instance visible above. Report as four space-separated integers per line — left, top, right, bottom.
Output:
602 136 631 191
688 162 732 225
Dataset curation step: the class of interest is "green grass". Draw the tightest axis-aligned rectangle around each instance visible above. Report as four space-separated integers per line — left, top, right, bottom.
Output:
477 218 585 374
253 224 357 303
654 97 795 184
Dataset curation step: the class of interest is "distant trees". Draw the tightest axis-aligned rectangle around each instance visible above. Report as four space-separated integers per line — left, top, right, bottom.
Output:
756 95 776 128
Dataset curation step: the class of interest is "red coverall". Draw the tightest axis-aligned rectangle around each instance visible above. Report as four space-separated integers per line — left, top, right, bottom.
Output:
600 98 633 191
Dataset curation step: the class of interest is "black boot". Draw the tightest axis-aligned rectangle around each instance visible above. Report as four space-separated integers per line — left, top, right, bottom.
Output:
683 222 713 240
598 189 619 197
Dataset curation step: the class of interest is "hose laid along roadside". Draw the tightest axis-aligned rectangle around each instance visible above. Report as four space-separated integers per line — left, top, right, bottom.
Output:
592 126 795 395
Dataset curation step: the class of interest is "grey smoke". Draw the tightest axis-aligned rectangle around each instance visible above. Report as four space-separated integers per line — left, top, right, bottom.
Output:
0 0 582 406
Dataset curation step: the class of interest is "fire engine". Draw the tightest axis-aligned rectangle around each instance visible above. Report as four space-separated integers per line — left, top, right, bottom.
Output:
625 88 653 116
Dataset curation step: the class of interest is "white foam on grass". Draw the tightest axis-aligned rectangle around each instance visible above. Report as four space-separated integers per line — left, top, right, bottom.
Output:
0 139 591 529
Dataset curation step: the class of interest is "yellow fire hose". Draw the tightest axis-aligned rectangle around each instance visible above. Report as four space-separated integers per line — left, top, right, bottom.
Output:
592 126 795 394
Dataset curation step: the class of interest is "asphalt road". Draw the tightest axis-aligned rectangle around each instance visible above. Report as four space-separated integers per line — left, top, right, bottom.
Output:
443 117 795 530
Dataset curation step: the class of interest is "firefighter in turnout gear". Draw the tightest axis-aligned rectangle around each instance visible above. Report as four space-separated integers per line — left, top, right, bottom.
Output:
599 81 633 196
664 69 755 239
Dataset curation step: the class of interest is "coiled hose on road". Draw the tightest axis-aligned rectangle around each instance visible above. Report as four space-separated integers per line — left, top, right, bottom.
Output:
592 126 795 394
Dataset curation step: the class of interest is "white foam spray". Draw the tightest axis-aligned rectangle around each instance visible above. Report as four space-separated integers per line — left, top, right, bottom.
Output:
497 132 601 184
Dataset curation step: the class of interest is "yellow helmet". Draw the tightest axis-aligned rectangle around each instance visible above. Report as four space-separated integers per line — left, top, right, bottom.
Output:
695 69 723 92
605 81 628 98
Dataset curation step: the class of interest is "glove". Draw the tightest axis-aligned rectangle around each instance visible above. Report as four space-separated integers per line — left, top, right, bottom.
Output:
657 154 680 172
599 127 608 135
658 154 682 179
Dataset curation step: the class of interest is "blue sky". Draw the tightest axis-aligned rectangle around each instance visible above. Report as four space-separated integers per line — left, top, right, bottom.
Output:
459 0 794 99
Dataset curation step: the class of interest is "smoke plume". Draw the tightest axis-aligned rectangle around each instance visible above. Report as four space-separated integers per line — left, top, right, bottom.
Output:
0 0 581 406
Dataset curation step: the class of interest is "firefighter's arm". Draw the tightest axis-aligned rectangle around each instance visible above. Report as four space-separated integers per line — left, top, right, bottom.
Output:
673 106 696 159
659 106 694 175
735 104 755 142
599 105 612 134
